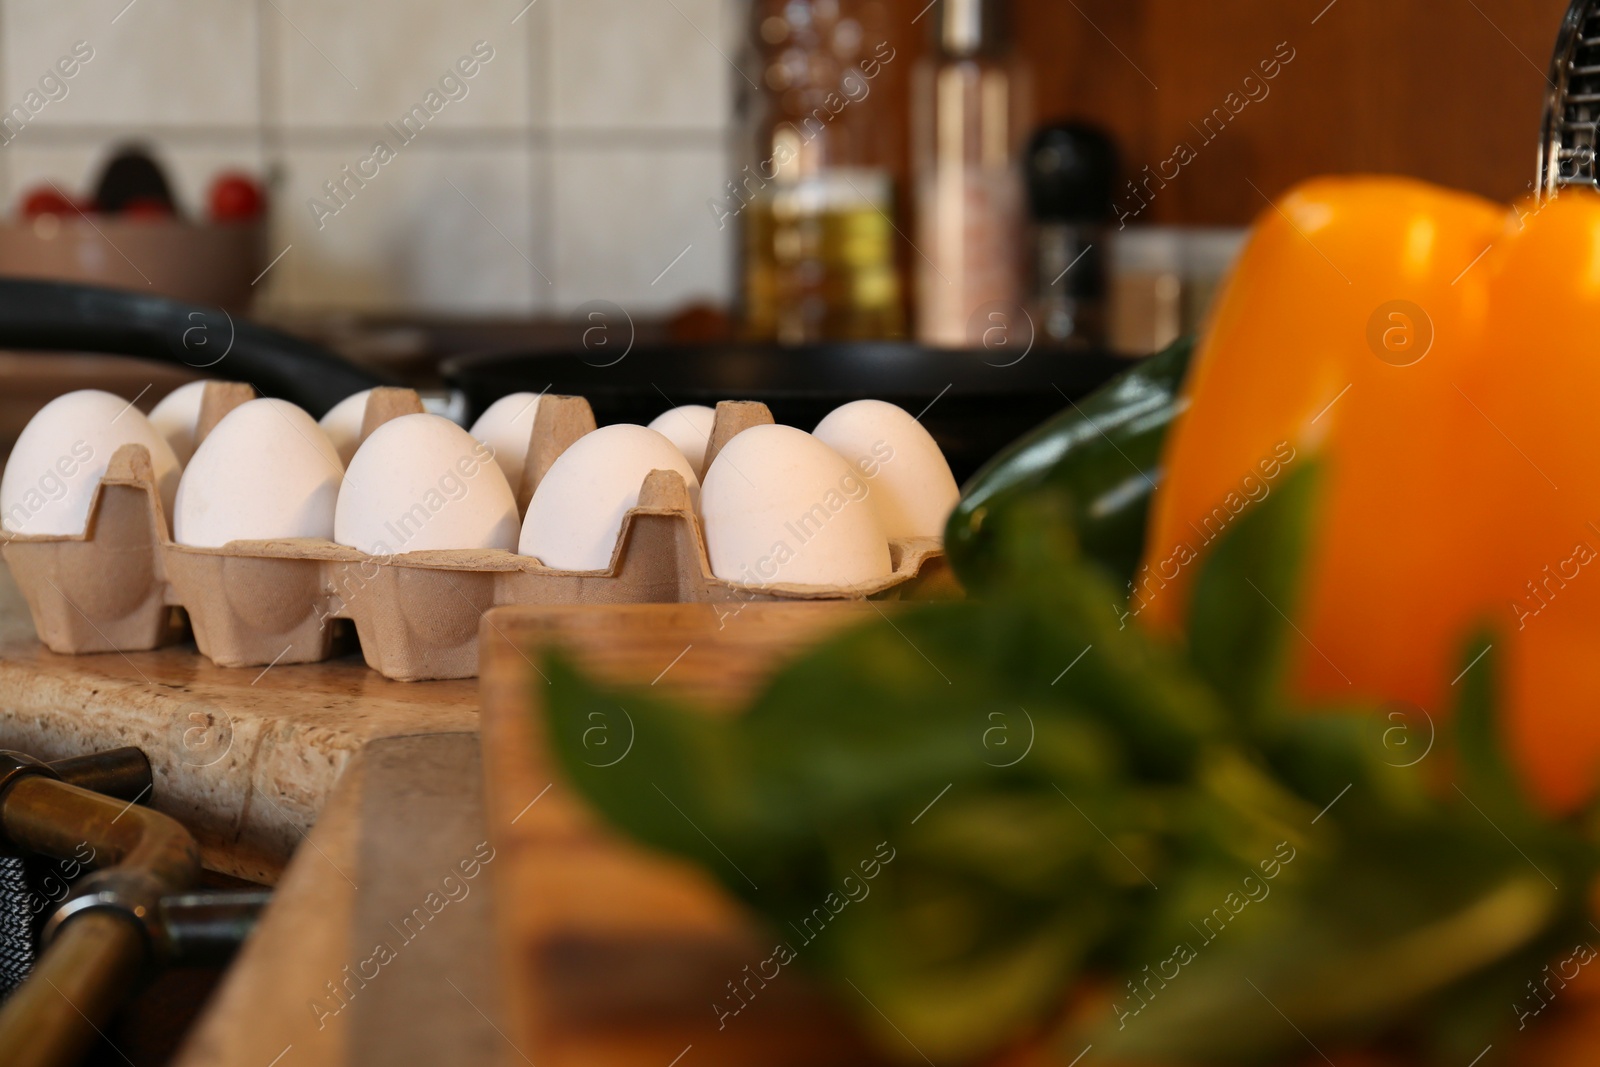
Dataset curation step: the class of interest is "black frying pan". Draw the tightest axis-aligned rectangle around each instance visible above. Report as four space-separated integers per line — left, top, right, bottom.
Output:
0 279 391 411
444 342 1133 483
0 279 1134 482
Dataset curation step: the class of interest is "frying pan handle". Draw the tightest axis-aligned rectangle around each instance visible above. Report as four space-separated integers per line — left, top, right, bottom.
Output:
0 278 392 417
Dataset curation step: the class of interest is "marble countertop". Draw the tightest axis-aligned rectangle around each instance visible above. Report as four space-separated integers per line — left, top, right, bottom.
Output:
0 567 479 883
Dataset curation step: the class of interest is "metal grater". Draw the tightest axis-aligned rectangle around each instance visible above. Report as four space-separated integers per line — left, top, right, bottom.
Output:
1541 0 1600 195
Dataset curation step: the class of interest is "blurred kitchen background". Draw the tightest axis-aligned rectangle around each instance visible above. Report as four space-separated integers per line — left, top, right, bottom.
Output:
0 0 1572 437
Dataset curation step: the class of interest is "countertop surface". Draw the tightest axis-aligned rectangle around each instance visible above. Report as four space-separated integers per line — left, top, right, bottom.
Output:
0 565 479 883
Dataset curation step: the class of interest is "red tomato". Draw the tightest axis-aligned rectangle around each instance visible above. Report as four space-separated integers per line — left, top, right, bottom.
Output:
208 172 265 221
19 186 77 217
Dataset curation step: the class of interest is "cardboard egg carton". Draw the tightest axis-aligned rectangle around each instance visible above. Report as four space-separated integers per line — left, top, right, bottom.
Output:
1 385 948 681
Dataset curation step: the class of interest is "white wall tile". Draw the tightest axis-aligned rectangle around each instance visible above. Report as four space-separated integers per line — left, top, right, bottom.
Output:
550 0 732 131
269 0 531 130
551 144 729 312
520 0 553 129
1 0 259 128
0 1 742 316
272 143 545 314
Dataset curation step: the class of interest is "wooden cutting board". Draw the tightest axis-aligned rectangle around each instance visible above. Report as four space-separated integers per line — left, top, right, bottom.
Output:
477 601 898 1067
174 733 506 1067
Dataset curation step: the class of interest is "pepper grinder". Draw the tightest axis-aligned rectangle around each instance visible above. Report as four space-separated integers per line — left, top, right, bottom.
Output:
1026 121 1118 349
912 0 1031 348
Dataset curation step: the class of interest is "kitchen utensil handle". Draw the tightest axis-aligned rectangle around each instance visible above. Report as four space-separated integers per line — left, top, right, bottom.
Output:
0 278 391 417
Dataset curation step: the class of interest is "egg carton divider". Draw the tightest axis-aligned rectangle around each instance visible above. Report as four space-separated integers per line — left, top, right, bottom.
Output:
0 391 946 681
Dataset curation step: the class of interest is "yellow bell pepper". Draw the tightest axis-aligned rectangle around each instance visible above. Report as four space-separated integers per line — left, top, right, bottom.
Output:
1141 176 1600 812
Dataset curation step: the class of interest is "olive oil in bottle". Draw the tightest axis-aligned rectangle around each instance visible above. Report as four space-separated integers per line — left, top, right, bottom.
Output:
735 0 905 343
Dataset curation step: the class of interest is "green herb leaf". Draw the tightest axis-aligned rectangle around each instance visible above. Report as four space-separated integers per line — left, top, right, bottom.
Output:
542 510 1250 1061
1450 634 1533 824
1185 462 1322 729
543 654 750 878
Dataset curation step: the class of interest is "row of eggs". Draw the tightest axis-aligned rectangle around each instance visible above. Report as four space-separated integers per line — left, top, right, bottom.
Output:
0 382 960 588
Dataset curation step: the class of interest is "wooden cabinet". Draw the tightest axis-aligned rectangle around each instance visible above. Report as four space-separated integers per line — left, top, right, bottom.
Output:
878 0 1569 222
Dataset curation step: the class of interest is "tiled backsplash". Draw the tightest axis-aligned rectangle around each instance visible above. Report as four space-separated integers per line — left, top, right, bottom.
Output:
0 0 735 315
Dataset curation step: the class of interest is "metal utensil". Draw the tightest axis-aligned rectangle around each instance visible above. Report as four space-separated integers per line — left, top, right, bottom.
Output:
1540 0 1600 196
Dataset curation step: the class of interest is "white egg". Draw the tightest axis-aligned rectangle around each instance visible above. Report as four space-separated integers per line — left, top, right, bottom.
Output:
647 404 717 479
520 425 699 571
319 389 372 466
1 390 181 537
148 380 208 465
334 413 517 555
469 392 543 494
700 423 892 587
174 399 343 548
813 400 959 539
